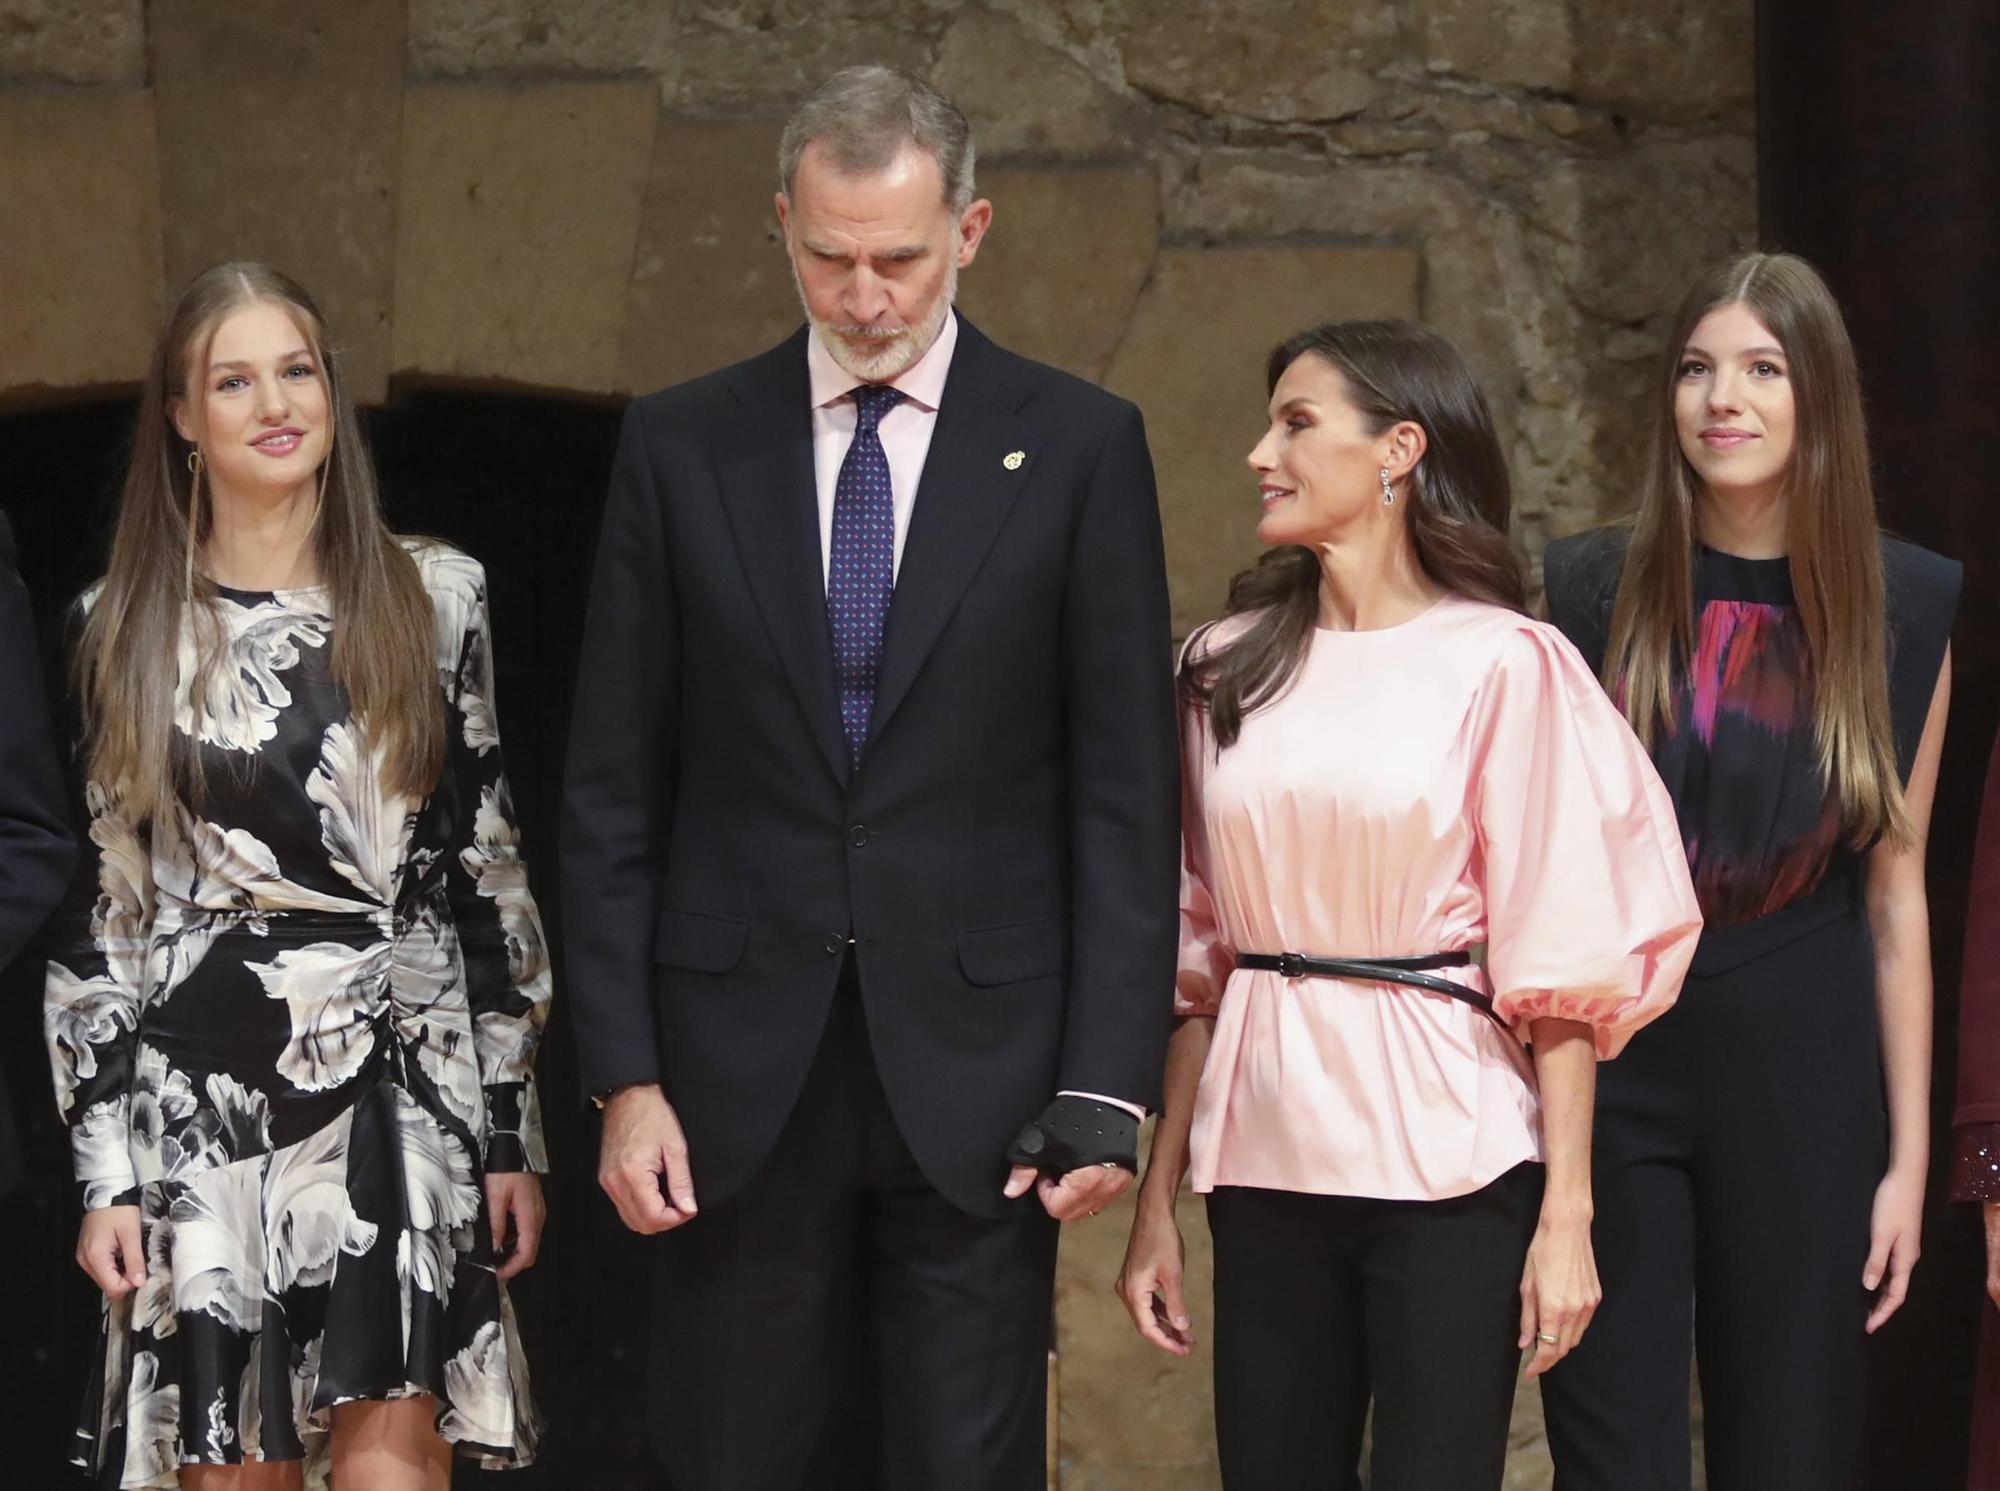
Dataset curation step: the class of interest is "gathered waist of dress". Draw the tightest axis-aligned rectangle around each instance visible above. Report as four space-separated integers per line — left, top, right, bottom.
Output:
151 888 450 941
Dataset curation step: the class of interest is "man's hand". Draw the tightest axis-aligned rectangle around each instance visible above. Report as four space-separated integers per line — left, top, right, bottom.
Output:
1005 1159 1133 1221
485 1172 547 1280
1002 1094 1140 1221
598 1083 698 1234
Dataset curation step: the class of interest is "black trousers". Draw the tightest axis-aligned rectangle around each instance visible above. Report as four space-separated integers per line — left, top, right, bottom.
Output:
647 961 1059 1491
1542 909 1886 1491
1206 1163 1544 1491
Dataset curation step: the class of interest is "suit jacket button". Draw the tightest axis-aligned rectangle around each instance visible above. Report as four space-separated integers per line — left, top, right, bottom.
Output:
824 933 845 956
848 823 870 848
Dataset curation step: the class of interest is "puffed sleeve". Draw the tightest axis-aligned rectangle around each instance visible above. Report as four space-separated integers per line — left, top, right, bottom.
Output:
1470 621 1701 1057
436 554 553 1174
1175 632 1234 1018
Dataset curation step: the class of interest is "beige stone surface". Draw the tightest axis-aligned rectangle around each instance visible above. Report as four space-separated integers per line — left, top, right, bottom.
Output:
934 6 1137 161
1055 1132 1219 1486
1104 245 1419 636
956 167 1156 383
151 0 406 404
620 117 800 394
670 6 933 110
393 82 656 395
1112 0 1400 123
0 90 160 399
409 0 686 92
1417 0 1572 91
0 0 145 86
1573 1 1756 126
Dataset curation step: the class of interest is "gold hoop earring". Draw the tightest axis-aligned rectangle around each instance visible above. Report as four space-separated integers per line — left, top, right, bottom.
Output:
187 448 204 479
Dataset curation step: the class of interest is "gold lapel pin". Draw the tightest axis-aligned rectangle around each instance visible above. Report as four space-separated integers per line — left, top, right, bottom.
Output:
1003 450 1026 471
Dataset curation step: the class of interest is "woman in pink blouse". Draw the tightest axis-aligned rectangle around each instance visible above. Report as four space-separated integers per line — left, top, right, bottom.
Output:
1115 320 1702 1490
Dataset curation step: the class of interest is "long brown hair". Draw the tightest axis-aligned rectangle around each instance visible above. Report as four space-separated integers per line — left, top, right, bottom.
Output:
1602 251 1908 846
76 262 443 821
1186 319 1526 747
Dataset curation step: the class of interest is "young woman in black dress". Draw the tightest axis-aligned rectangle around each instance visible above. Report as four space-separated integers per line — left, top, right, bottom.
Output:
43 264 550 1489
1539 252 1958 1491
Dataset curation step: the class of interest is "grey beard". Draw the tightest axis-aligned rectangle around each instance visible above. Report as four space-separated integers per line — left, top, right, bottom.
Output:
795 260 957 383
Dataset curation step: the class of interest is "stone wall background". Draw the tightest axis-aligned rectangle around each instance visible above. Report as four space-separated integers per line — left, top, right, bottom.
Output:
0 2 1756 1485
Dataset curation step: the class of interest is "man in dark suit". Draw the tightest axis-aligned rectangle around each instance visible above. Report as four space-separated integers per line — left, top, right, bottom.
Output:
0 511 77 1195
562 65 1178 1490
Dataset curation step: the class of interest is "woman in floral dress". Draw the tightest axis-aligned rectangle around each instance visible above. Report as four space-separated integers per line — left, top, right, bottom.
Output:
42 262 551 1490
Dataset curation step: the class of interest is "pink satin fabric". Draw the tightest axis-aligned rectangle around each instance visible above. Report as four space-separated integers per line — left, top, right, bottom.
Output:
1177 595 1701 1201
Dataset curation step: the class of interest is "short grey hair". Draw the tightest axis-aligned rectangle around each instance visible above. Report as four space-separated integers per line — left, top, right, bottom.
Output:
779 65 977 214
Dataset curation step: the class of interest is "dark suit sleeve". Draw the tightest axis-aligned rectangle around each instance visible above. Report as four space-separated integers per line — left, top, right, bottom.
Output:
561 401 678 1096
0 512 75 972
1052 404 1179 1110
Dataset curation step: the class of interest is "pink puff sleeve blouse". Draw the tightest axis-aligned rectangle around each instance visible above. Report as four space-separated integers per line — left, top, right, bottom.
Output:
1176 595 1701 1201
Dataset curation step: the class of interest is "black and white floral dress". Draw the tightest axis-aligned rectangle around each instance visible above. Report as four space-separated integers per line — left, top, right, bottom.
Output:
43 542 549 1487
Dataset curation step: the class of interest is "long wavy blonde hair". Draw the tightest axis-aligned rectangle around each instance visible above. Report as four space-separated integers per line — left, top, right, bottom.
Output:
1603 251 1909 847
75 262 442 821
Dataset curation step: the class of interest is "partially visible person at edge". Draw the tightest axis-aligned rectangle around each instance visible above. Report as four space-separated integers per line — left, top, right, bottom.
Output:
1540 250 1958 1491
42 262 552 1491
1953 731 2000 1491
1115 318 1701 1491
0 505 76 1197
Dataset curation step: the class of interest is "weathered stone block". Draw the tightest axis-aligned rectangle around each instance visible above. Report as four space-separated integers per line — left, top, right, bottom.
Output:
393 82 657 395
1417 0 1572 92
620 117 801 394
1104 244 1421 637
1113 0 1400 123
408 0 686 99
0 90 160 400
933 6 1137 160
1533 138 1758 327
1572 0 1755 126
0 0 145 86
956 166 1157 383
671 10 934 110
151 0 405 404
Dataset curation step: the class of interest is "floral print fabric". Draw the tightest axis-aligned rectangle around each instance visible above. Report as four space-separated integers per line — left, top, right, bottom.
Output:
44 542 549 1486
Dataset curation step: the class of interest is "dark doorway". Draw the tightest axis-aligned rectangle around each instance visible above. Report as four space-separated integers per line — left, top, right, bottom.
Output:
0 389 663 1486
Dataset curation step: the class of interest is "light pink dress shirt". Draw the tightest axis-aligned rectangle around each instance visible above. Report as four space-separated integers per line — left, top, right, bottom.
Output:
805 310 1142 1123
1177 596 1702 1201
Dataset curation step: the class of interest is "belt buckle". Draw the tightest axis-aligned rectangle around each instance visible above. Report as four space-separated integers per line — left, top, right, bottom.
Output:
1276 952 1307 978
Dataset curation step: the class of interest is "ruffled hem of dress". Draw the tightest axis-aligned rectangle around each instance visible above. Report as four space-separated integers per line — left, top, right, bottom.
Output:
72 1077 543 1489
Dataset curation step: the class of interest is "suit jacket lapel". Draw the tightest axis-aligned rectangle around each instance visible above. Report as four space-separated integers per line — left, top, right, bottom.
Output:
712 329 852 788
869 322 1037 753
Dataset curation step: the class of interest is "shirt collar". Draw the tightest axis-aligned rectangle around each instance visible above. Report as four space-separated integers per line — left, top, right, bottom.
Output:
807 308 958 414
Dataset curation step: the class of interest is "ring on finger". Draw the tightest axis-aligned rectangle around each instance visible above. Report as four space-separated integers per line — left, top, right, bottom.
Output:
1536 1332 1561 1346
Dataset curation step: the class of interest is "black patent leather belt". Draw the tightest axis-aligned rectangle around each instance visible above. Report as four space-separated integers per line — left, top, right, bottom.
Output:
1236 950 1503 1026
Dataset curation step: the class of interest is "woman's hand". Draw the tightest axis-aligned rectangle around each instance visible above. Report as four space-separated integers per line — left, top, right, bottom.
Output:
76 1205 146 1300
1116 1197 1195 1357
1863 1162 1924 1332
1519 1203 1600 1377
485 1172 546 1282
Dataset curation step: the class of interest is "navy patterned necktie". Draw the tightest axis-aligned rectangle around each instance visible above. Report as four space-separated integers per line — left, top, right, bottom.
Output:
826 383 904 771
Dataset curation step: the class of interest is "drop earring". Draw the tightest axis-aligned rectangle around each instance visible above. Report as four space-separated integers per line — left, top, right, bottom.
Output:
1380 466 1395 506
